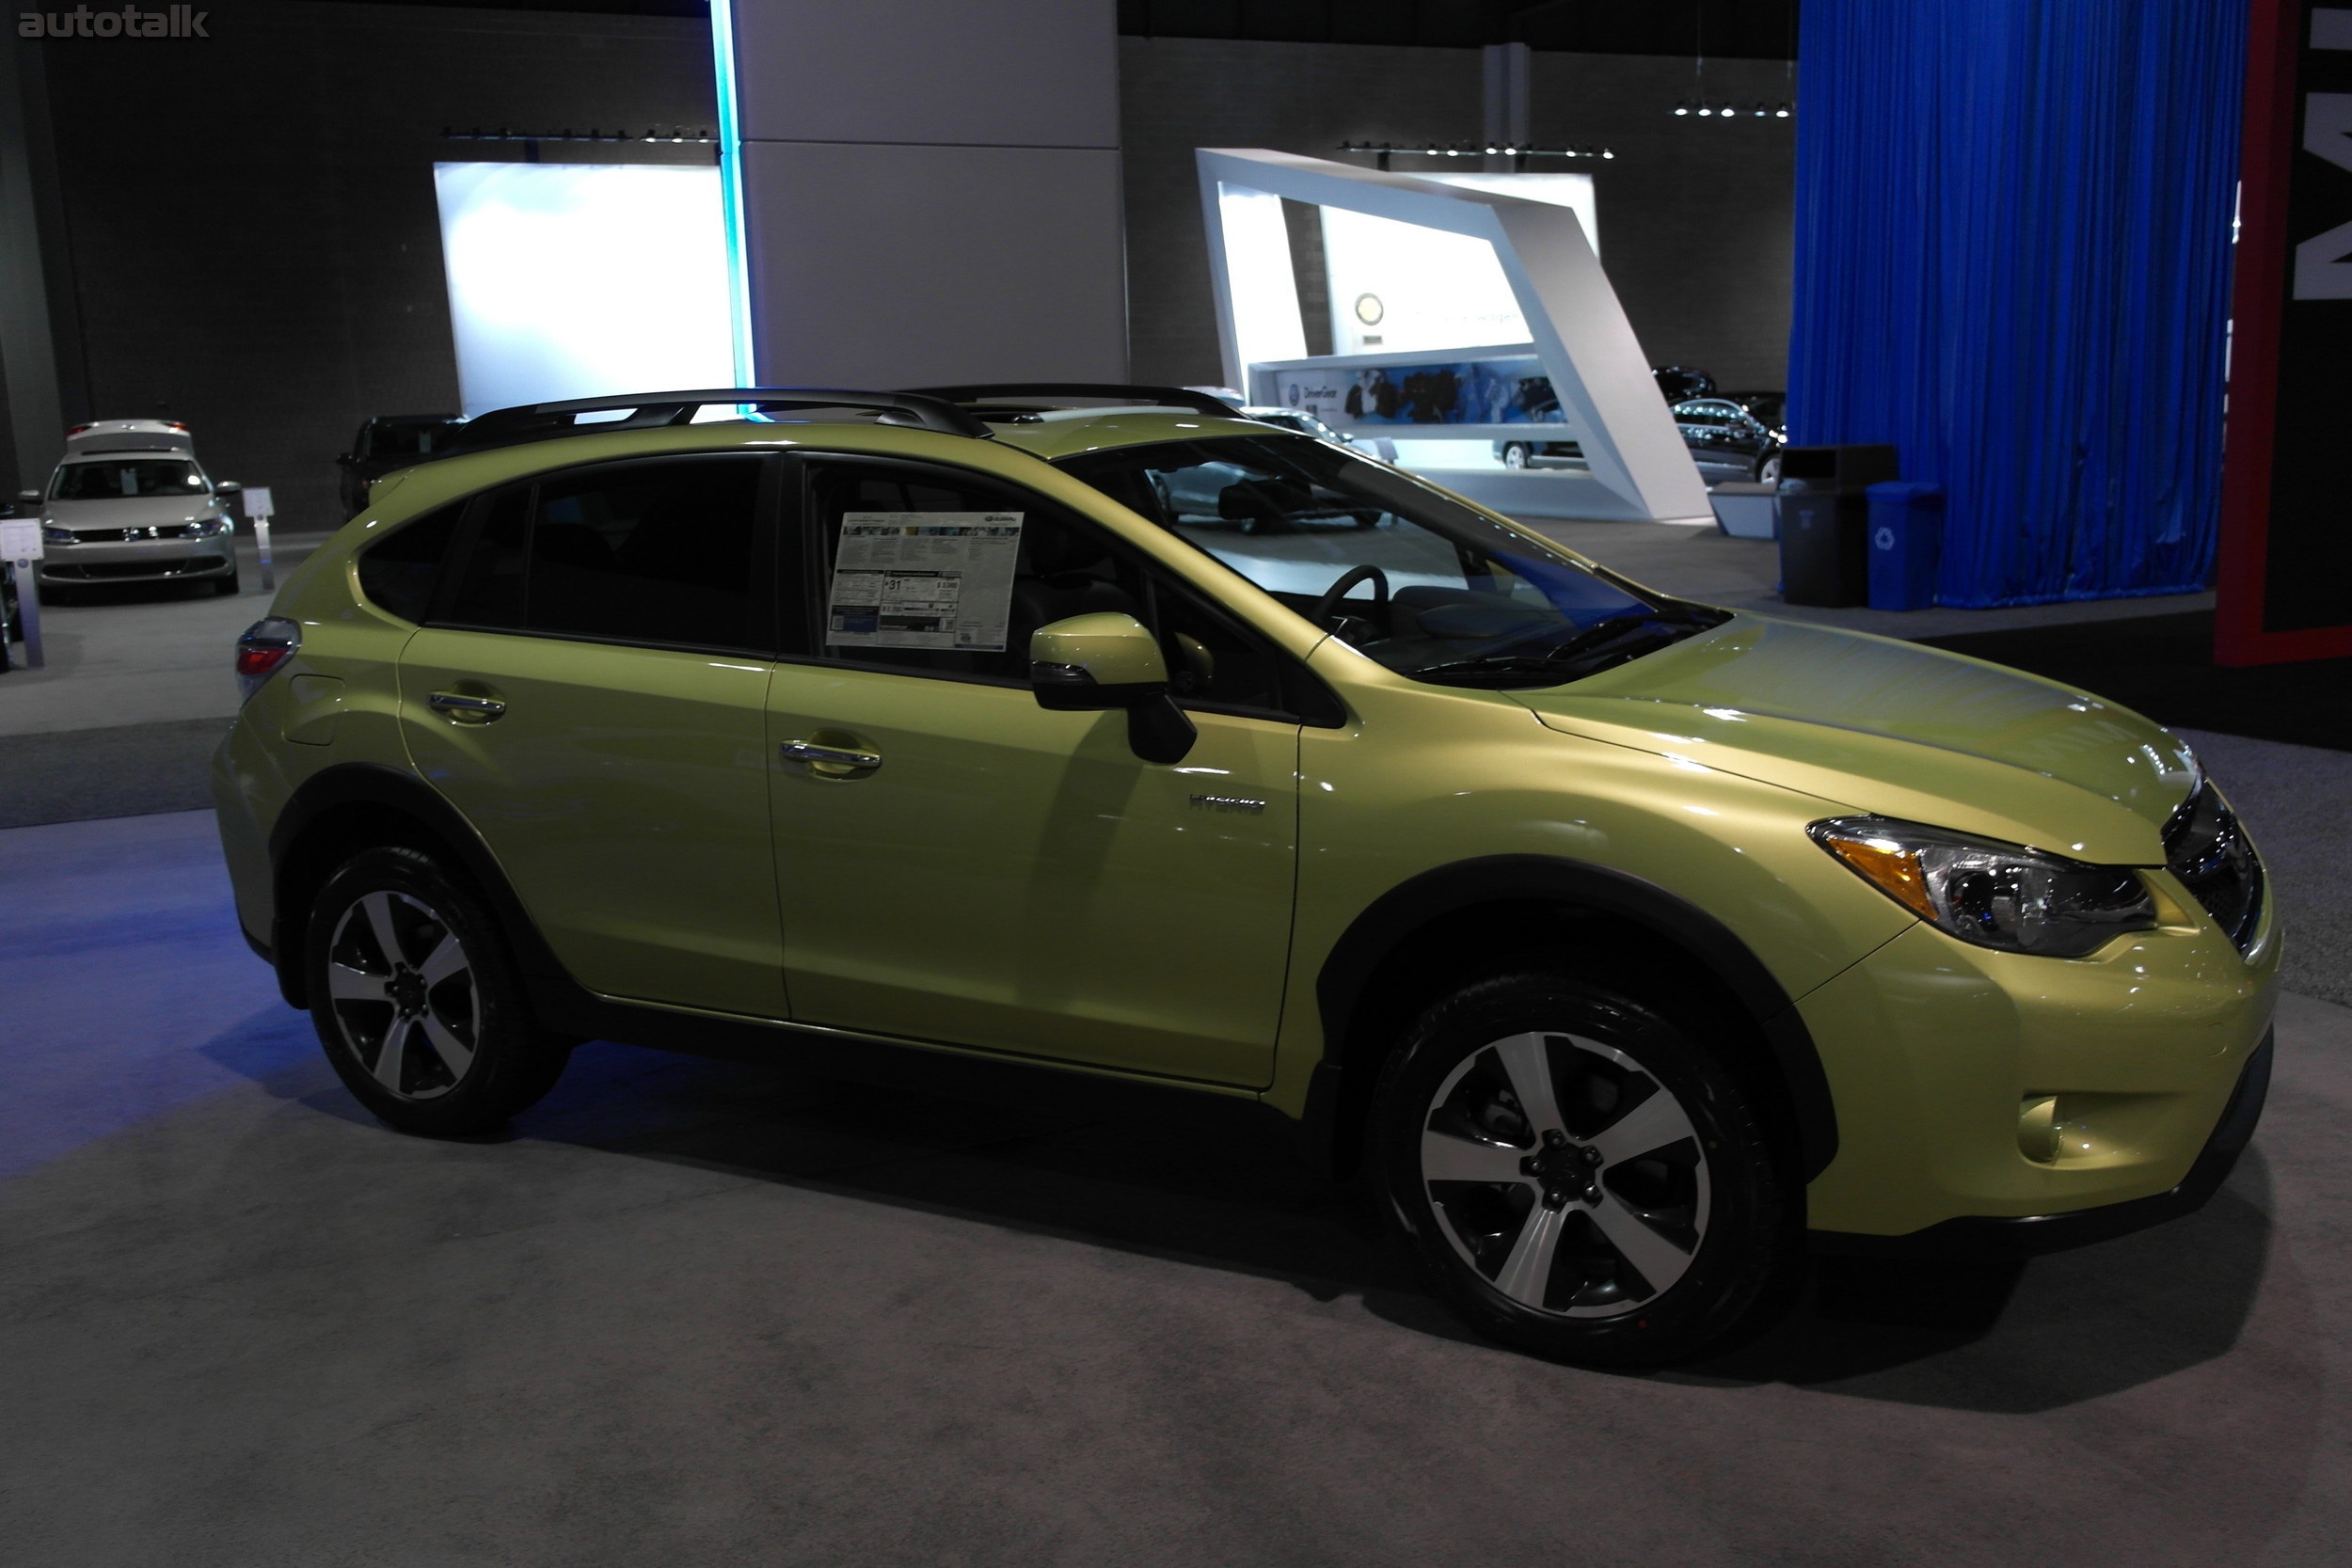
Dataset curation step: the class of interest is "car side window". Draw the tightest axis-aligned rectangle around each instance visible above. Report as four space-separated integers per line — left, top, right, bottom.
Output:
437 455 772 653
800 457 1295 716
355 501 464 623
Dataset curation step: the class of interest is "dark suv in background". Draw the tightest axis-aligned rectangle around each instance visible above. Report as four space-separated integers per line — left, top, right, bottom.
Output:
337 414 463 517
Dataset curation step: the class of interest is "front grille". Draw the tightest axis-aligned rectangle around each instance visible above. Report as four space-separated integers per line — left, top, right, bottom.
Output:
48 555 227 580
66 523 207 543
2163 781 2264 953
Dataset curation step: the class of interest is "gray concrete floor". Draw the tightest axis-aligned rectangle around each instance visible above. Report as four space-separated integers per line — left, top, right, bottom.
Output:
0 535 321 737
3 808 2349 1566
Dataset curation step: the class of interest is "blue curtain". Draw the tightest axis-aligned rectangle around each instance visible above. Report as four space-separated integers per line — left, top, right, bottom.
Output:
1788 1 2246 607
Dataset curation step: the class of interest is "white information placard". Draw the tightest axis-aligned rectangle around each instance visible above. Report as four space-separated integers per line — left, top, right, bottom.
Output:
0 519 43 560
242 485 275 518
824 513 1024 652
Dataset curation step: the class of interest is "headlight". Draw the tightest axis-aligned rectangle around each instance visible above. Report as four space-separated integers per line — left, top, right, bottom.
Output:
2163 780 2262 952
40 524 73 545
1810 816 2156 958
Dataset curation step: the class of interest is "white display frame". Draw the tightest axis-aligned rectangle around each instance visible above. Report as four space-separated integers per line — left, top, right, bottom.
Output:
1194 149 1709 526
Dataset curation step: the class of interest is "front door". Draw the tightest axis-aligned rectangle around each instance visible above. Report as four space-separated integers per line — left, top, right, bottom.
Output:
396 452 787 1018
765 456 1303 1087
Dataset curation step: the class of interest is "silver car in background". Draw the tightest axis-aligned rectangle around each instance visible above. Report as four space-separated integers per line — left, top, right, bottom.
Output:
27 420 243 597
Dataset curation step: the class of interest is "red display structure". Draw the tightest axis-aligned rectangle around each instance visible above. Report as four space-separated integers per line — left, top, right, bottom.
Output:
2217 0 2352 665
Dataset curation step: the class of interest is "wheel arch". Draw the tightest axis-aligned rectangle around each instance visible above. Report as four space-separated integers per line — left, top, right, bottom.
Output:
266 763 569 1011
1305 854 1838 1183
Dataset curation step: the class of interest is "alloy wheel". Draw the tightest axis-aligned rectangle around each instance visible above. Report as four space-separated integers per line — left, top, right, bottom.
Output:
1419 1031 1711 1317
324 889 480 1101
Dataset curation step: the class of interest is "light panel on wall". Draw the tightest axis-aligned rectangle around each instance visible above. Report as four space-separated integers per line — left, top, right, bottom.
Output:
1322 172 1596 357
1216 183 1308 371
434 162 737 418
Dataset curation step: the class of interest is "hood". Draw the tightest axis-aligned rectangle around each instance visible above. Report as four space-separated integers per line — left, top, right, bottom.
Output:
48 493 223 529
1511 615 2195 864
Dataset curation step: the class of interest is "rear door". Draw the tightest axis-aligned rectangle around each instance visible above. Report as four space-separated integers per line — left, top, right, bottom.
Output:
396 452 788 1018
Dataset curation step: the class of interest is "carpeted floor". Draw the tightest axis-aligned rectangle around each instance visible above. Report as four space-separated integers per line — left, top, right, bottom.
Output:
1917 610 2352 752
0 718 228 829
5 811 2350 1566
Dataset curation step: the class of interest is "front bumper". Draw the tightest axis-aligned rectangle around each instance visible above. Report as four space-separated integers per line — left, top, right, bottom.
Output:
1796 882 2279 1244
38 534 235 584
1813 1030 2271 1257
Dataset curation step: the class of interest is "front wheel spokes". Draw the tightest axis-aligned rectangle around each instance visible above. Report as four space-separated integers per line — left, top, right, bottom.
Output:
1490 1200 1572 1307
1586 1087 1698 1168
417 1013 476 1083
1585 1185 1697 1299
1486 1034 1567 1140
372 1015 418 1091
1421 1128 1534 1185
358 890 410 969
326 963 390 1004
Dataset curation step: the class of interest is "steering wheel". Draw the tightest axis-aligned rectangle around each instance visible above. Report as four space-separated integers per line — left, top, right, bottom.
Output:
1310 563 1391 634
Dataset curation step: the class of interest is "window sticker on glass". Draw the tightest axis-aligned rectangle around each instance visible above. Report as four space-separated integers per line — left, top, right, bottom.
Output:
825 512 1025 651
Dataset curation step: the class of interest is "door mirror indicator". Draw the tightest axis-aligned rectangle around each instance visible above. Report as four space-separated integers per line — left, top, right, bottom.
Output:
1028 612 1197 764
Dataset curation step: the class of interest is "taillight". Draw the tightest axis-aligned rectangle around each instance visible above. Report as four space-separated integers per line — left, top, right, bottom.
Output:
235 617 300 702
65 422 92 436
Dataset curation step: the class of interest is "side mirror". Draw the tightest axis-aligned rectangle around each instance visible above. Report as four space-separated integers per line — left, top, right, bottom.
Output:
16 489 40 503
215 481 243 494
1029 612 1197 765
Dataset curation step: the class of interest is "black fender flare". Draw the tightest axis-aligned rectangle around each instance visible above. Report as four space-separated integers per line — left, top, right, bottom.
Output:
265 762 579 1010
1306 853 1838 1180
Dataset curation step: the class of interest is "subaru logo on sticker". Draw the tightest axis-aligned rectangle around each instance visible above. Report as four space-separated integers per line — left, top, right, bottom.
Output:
1874 527 1896 551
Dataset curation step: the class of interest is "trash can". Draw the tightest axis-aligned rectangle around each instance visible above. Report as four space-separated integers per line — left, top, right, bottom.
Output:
1866 482 1945 611
1775 445 1898 607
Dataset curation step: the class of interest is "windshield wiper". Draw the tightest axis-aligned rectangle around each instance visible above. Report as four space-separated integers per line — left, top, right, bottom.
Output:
1409 612 1705 687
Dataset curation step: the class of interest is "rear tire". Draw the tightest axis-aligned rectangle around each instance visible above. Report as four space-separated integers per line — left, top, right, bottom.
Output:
1502 443 1532 469
304 846 570 1136
1372 972 1798 1368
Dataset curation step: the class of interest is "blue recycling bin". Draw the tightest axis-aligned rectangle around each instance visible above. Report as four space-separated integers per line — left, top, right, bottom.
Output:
1865 482 1944 611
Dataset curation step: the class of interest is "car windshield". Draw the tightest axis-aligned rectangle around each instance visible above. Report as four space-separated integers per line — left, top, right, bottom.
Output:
1057 435 1724 688
52 459 206 500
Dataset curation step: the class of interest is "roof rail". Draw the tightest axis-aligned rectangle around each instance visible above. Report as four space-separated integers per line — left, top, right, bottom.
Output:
904 383 1242 419
453 388 994 451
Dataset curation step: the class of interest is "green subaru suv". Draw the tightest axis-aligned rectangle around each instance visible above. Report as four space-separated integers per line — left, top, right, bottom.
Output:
215 386 2276 1367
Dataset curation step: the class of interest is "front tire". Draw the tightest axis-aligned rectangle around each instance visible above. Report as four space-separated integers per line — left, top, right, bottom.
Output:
211 564 241 595
1373 973 1797 1368
1502 442 1532 469
305 847 569 1135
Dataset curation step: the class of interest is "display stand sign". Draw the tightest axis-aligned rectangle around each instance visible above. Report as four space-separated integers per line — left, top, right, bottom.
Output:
243 485 277 591
2217 0 2352 664
0 516 44 669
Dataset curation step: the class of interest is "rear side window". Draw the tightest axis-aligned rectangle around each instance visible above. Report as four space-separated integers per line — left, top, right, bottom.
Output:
355 502 463 623
438 455 771 653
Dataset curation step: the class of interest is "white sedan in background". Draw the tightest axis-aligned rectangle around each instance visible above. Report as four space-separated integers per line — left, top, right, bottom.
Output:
26 420 243 597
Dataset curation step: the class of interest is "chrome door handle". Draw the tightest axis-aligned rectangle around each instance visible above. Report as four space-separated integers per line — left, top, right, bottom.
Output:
427 689 507 722
780 736 882 775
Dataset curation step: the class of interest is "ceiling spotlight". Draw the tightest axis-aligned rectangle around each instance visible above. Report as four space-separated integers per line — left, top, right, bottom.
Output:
1753 103 1768 118
1602 148 1615 159
1673 102 1691 116
1776 103 1792 118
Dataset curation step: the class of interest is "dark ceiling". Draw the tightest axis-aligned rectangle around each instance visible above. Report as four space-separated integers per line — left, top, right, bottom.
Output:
295 1 1800 60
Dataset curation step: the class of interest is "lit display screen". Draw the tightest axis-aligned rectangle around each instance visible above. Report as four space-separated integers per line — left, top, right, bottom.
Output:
1322 173 1596 357
433 162 736 418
